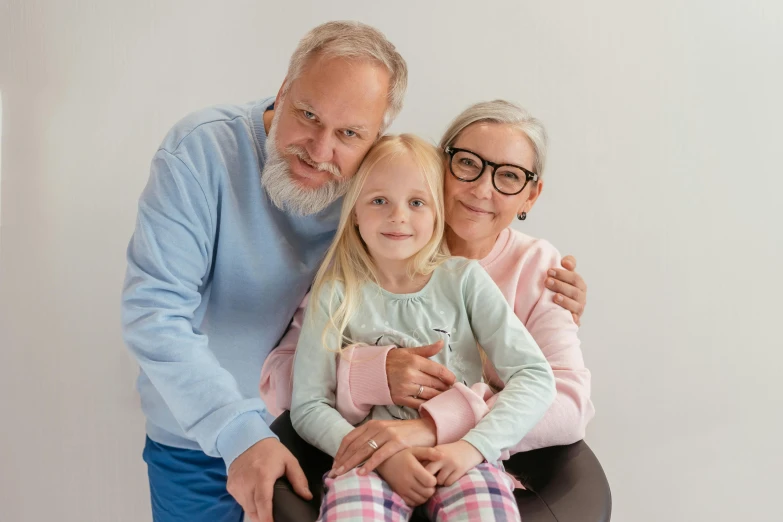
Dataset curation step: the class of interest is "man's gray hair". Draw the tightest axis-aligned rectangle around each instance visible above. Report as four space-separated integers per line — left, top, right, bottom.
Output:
439 100 549 177
283 21 408 133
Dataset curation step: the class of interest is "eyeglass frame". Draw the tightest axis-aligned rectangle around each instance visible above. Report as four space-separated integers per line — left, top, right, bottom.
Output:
444 145 539 196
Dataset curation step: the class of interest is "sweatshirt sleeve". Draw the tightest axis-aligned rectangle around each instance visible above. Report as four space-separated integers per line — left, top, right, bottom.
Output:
420 242 593 455
334 343 396 424
510 241 594 451
259 293 396 425
121 149 274 471
460 262 556 463
259 295 310 418
289 284 355 457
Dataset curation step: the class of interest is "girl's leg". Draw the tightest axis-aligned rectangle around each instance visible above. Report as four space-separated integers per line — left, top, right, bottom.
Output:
317 468 413 522
424 463 520 522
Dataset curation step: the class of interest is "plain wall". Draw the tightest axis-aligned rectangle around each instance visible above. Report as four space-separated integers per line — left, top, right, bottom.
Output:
1 1 781 520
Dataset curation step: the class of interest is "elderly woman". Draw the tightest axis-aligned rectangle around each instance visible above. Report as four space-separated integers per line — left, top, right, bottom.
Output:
261 100 592 481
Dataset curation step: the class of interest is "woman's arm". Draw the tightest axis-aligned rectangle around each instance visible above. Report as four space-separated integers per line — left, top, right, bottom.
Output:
421 241 593 453
259 296 308 418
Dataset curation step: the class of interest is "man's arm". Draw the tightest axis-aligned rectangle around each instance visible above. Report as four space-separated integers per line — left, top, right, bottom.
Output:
121 148 273 468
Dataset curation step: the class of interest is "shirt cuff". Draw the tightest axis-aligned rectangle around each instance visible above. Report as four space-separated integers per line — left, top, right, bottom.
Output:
419 384 481 444
216 411 277 470
348 344 395 407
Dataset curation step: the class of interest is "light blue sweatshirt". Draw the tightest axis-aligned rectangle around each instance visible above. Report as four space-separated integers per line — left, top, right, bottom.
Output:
121 98 340 469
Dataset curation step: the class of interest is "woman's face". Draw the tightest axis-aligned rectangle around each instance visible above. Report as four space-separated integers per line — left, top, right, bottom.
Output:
444 122 542 245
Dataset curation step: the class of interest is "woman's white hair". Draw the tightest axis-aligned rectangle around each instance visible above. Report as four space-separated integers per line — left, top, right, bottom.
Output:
439 100 549 177
284 21 407 133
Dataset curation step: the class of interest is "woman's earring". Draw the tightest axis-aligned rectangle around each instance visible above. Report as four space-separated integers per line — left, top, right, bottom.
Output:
517 212 527 221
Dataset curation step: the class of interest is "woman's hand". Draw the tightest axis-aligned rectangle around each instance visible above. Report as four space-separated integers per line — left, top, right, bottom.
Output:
423 440 484 487
331 418 438 477
546 255 588 325
375 447 442 507
385 341 456 409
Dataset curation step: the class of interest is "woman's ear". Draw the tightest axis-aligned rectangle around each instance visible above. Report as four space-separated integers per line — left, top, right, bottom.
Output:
520 180 544 214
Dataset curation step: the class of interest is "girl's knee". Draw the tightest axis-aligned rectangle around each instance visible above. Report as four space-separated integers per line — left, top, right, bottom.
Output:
427 464 520 521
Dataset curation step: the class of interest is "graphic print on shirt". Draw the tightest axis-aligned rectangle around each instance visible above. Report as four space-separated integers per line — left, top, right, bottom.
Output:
365 325 471 420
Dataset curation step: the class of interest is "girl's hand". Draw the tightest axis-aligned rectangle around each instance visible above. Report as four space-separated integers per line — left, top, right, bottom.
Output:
424 441 484 487
331 418 437 477
375 447 442 507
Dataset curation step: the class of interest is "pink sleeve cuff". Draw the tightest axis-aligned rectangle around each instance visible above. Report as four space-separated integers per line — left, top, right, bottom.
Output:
336 343 395 425
419 383 492 444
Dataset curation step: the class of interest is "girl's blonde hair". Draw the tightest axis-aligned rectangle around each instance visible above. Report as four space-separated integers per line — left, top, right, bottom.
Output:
310 134 448 352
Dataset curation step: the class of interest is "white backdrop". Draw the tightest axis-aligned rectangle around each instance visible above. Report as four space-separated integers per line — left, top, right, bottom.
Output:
1 1 781 521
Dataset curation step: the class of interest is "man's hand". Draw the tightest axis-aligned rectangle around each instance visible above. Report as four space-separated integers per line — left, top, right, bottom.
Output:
545 255 588 326
331 418 437 477
424 440 484 487
386 340 456 408
376 447 442 507
226 437 312 522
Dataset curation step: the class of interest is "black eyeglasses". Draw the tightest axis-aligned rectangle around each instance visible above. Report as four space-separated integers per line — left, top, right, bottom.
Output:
444 146 538 196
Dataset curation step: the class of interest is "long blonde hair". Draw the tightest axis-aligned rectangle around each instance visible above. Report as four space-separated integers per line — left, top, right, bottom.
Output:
310 134 449 352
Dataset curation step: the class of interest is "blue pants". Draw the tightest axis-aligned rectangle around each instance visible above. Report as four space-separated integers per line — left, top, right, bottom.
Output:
143 436 243 522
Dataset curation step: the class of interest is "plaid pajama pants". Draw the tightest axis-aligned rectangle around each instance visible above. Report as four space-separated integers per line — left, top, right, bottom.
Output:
317 462 521 522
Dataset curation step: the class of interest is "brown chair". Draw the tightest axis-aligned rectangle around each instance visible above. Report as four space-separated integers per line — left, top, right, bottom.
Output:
271 411 612 522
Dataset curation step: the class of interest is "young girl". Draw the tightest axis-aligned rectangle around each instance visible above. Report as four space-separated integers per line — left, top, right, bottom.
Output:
290 134 556 521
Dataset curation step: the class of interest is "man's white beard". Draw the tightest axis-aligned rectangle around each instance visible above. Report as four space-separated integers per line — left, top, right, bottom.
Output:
262 112 349 216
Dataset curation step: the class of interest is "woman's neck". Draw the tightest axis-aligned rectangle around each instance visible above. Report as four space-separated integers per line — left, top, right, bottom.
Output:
445 227 498 260
373 258 431 294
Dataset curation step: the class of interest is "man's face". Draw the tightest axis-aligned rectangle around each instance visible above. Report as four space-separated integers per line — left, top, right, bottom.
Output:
262 54 391 215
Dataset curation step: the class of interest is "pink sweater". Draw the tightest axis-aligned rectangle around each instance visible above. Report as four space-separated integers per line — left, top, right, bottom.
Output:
259 228 594 455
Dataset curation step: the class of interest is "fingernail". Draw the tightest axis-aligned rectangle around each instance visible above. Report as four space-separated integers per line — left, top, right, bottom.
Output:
335 466 344 475
357 467 366 476
548 269 556 277
546 278 554 287
555 294 563 303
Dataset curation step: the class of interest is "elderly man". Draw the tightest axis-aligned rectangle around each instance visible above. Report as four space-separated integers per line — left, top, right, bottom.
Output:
121 21 586 522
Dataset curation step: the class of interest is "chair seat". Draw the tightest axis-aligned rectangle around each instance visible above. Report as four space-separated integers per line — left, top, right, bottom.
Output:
271 411 612 522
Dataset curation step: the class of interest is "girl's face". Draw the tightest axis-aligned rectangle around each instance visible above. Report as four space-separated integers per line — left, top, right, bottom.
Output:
354 153 437 266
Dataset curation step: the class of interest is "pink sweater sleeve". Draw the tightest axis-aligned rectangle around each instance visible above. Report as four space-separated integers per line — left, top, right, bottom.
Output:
335 343 396 424
258 295 309 418
260 293 396 424
509 241 594 452
421 234 594 454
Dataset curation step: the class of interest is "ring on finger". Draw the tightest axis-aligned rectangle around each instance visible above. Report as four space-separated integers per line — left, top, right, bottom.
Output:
414 385 424 399
367 439 379 451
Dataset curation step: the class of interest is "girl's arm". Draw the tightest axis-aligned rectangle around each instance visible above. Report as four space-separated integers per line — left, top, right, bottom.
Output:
459 262 556 463
259 291 393 424
289 286 356 457
421 242 593 453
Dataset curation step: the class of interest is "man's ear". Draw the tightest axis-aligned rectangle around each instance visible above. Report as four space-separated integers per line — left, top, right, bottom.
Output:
274 78 287 107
